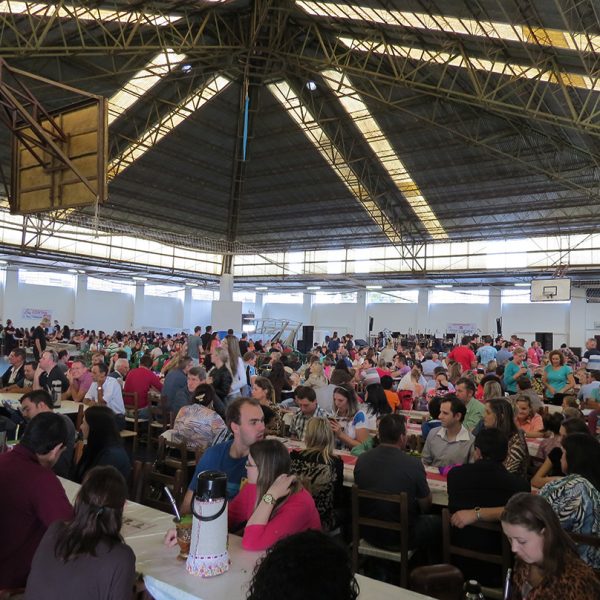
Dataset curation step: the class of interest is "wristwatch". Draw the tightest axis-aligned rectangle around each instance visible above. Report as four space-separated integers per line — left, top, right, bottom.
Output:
474 507 481 521
262 493 276 505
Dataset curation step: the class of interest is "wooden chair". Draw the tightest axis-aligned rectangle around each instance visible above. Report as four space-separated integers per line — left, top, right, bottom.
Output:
147 393 171 448
441 508 511 600
155 434 201 490
136 460 185 512
75 403 85 431
123 391 148 454
351 485 414 588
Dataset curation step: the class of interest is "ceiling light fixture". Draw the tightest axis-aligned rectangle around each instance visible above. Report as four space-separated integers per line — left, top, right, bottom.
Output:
435 284 453 288
67 268 78 273
514 283 531 287
181 64 192 74
366 285 382 289
132 276 147 282
306 285 321 290
255 286 268 291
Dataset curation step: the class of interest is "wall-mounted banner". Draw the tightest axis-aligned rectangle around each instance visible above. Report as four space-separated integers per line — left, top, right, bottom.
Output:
447 323 478 335
22 308 51 320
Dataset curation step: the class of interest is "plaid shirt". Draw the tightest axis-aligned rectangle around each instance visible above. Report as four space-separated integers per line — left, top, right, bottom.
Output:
290 405 328 441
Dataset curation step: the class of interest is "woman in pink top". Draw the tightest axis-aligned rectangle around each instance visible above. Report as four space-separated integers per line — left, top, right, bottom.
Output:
515 396 544 437
228 439 321 551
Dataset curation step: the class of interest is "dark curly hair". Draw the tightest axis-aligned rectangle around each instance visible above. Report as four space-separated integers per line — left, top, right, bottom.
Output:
246 530 359 600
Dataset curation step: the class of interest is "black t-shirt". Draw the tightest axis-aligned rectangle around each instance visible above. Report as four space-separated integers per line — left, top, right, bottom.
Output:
39 365 69 395
31 326 47 361
200 332 212 351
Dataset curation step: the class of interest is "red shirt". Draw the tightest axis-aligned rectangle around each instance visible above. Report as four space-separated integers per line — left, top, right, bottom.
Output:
448 345 476 373
123 367 163 408
0 445 73 587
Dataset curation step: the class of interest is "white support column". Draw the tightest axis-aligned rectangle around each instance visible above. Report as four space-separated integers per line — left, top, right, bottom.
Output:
354 290 367 339
415 288 430 334
487 287 502 338
132 282 146 330
219 273 234 302
3 268 18 324
254 292 264 320
0 266 6 321
73 274 87 327
182 286 193 331
303 292 313 325
569 287 586 349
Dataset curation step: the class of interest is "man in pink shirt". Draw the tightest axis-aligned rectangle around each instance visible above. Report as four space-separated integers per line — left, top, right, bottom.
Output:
448 336 476 373
63 359 93 402
123 354 163 416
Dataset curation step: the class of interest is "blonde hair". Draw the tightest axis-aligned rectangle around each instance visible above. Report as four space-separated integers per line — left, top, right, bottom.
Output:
304 418 335 463
213 347 232 375
483 380 502 402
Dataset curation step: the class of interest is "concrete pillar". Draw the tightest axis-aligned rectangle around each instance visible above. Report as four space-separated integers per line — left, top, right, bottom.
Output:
569 287 586 349
73 274 87 327
3 268 18 323
132 282 146 330
219 273 234 302
354 290 367 339
182 286 193 331
415 288 430 334
303 292 313 325
487 287 502 338
0 265 6 321
254 292 264 320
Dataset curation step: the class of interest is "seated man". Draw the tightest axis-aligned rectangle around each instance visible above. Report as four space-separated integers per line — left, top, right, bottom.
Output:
109 357 130 388
455 377 485 431
56 349 70 374
84 362 126 430
0 412 73 589
181 397 265 511
63 359 93 402
354 414 440 555
19 389 77 478
37 350 69 395
289 386 328 441
123 354 163 417
421 394 475 467
2 359 36 393
447 428 530 585
0 348 26 389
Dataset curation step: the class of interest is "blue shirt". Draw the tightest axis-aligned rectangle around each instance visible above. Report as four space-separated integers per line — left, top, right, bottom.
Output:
162 368 188 412
476 345 497 366
543 364 572 399
188 440 246 499
496 349 513 365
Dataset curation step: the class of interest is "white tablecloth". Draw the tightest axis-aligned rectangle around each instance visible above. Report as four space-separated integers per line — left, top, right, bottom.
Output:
59 479 435 600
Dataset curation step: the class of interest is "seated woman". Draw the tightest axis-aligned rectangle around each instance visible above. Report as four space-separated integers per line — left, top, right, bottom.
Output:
172 383 227 451
329 359 353 387
266 361 291 404
290 417 344 531
483 399 528 478
303 362 328 389
363 382 392 425
73 405 131 483
25 466 136 600
540 433 600 569
531 417 590 488
514 396 544 438
535 412 563 461
501 493 600 600
328 385 370 449
228 439 321 550
252 376 284 436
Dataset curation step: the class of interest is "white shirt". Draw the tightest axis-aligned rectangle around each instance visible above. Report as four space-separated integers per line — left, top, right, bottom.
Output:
85 376 125 415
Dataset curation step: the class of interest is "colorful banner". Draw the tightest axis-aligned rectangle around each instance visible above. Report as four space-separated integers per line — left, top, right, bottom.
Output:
22 308 51 320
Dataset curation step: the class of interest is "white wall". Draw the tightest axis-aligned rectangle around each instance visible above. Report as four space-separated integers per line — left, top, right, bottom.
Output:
0 272 593 348
77 290 134 332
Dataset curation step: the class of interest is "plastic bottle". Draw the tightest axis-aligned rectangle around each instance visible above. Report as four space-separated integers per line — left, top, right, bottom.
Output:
52 380 62 408
463 580 485 600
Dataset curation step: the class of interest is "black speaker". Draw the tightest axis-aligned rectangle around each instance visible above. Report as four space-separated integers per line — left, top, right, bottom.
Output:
496 317 502 336
535 332 553 351
302 325 314 349
297 339 309 353
369 317 374 332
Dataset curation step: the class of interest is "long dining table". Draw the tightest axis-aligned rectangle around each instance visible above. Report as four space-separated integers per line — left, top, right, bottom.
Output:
59 478 436 600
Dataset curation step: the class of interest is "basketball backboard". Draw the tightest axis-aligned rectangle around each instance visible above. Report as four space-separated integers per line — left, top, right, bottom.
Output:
530 278 571 302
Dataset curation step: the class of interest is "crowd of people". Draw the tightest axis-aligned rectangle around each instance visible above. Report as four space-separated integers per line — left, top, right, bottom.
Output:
0 321 599 598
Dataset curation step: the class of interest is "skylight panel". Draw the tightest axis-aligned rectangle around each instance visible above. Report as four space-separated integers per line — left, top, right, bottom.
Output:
108 74 230 178
296 2 600 54
269 80 404 246
108 50 187 126
337 37 598 93
0 2 181 26
321 69 446 239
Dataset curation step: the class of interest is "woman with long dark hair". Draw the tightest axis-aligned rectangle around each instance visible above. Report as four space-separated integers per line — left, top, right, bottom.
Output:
73 405 131 483
539 433 600 569
483 398 528 478
227 439 321 550
501 493 599 599
267 361 292 404
25 466 136 599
